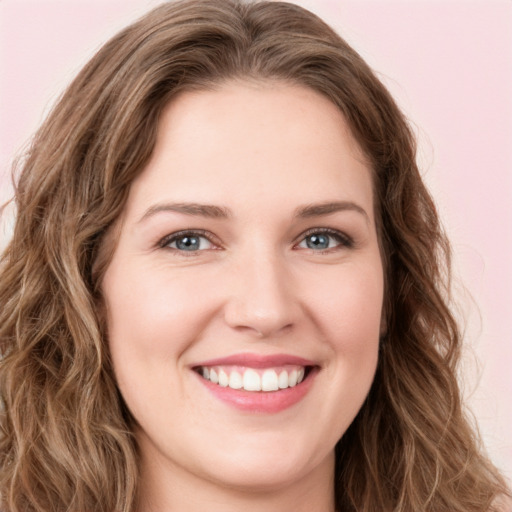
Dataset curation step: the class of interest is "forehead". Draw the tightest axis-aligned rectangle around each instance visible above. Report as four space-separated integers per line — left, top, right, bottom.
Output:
125 80 374 221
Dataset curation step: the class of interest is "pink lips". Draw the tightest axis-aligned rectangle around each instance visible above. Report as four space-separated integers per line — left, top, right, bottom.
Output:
194 353 315 369
192 353 318 413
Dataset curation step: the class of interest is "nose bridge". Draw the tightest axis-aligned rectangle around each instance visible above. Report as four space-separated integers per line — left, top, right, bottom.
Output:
224 243 298 337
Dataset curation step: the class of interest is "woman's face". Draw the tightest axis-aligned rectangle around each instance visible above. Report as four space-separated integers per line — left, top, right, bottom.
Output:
102 81 384 500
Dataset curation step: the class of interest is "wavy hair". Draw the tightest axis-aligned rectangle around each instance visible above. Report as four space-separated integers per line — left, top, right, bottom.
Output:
0 1 509 511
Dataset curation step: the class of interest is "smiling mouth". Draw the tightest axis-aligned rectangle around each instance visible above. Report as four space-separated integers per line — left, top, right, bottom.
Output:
194 365 314 392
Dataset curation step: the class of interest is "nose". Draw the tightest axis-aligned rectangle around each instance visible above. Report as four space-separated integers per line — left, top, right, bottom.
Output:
223 250 300 339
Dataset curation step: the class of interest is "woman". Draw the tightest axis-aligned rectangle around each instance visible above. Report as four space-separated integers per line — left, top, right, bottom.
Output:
0 1 509 511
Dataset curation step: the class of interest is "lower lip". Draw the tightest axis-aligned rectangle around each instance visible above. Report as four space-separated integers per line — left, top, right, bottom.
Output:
195 368 318 413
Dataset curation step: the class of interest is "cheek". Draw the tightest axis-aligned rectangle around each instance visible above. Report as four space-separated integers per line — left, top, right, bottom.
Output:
309 261 384 345
308 260 383 396
103 263 221 365
102 263 219 422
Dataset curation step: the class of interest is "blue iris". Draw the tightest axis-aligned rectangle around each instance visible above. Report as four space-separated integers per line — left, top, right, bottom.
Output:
175 235 201 251
305 234 330 249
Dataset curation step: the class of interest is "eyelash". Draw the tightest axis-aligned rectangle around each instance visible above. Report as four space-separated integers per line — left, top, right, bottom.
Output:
158 227 354 254
296 227 354 252
158 229 219 253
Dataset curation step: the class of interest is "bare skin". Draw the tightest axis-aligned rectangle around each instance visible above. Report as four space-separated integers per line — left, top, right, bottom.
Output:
102 81 384 511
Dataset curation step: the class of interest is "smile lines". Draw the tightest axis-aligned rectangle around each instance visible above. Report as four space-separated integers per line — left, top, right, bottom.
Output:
197 366 307 392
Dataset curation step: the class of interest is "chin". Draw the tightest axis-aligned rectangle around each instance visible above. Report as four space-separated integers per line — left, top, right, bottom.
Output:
195 433 335 493
206 456 327 493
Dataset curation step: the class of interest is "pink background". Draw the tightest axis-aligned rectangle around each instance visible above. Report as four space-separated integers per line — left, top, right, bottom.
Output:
1 0 511 480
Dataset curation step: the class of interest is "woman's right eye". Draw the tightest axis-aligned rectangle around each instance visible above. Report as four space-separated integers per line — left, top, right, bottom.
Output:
161 231 215 252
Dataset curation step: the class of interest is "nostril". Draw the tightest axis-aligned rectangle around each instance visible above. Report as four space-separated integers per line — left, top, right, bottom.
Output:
227 318 296 339
222 275 300 338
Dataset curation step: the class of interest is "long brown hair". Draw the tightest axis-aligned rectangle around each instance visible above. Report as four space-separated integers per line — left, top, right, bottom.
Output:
0 1 509 511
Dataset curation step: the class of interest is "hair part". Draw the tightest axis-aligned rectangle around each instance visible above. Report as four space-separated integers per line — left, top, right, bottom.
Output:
0 1 509 511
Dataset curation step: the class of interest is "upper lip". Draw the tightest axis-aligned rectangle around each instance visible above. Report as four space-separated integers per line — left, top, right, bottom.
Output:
192 353 317 369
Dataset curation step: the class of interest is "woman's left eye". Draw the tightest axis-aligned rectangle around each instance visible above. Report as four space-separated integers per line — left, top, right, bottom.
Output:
161 231 215 252
297 230 352 251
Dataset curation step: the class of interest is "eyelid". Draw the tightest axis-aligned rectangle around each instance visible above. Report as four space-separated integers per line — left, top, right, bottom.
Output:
158 229 222 251
157 227 353 253
294 227 354 250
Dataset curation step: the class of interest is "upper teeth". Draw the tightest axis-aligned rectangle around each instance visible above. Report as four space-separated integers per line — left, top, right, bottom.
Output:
200 366 306 392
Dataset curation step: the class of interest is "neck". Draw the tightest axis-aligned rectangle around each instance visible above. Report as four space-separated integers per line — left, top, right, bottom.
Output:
136 436 336 512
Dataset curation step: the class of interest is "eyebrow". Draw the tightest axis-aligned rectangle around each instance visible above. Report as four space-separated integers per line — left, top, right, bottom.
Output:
138 200 369 223
295 201 370 223
138 202 231 223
